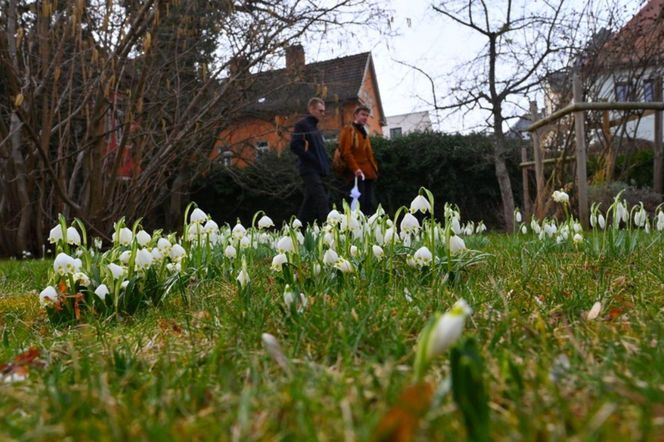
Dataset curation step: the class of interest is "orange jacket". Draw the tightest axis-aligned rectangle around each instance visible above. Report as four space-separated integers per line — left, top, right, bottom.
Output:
339 125 378 180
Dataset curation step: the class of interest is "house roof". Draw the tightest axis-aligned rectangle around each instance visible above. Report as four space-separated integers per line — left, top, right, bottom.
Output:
596 0 664 68
233 52 386 125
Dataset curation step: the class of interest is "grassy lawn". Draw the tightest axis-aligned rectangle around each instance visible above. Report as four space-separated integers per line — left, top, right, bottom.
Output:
0 228 663 441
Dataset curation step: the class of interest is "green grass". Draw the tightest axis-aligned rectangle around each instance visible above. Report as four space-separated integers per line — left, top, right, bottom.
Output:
1 234 663 441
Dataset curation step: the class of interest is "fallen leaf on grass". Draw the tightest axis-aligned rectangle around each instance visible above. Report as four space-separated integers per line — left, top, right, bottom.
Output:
372 382 434 442
0 347 46 383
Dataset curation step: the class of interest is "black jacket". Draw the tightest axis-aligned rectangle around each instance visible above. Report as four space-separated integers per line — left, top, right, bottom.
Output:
290 115 330 176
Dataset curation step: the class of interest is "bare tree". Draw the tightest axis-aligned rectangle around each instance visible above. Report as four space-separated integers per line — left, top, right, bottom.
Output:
428 0 585 229
0 0 388 256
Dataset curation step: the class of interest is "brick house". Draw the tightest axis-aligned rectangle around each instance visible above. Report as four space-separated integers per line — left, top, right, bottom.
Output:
211 45 386 167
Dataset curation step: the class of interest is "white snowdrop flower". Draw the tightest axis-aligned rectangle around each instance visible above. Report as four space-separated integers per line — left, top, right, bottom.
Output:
451 217 462 235
166 262 182 273
203 220 219 235
48 224 63 243
291 218 303 229
93 238 103 250
157 237 172 252
350 245 358 257
239 235 251 249
401 234 412 247
323 248 339 266
515 210 522 223
66 226 81 246
119 250 132 264
94 284 109 301
236 265 250 288
334 258 353 273
232 223 246 239
367 212 381 225
427 299 473 359
135 248 153 270
412 246 433 267
271 253 288 272
114 227 133 246
552 190 569 204
136 230 151 247
616 202 628 224
463 223 474 236
121 280 130 289
530 219 541 234
224 245 237 259
324 232 335 248
544 222 557 237
372 245 384 260
448 235 466 254
598 214 606 230
634 208 647 228
283 285 307 313
257 232 271 245
189 208 207 224
538 229 545 241
257 215 274 229
410 195 431 214
295 231 305 245
169 243 186 261
400 213 420 235
573 222 582 233
73 272 90 287
556 235 565 244
404 288 413 303
53 253 75 275
573 233 583 244
188 223 204 241
108 263 126 279
590 213 597 228
374 225 384 245
521 225 528 234
151 247 164 261
313 263 321 275
586 302 602 320
326 209 343 226
475 221 487 234
655 211 664 231
39 286 58 306
276 236 294 253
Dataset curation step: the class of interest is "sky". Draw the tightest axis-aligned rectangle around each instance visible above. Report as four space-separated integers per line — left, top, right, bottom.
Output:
305 0 644 133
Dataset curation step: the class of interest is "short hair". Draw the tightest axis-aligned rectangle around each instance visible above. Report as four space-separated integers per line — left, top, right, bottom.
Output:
308 97 325 109
353 105 371 115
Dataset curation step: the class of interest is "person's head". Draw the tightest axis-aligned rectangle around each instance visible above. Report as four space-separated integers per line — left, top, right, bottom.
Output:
307 97 326 120
353 105 370 125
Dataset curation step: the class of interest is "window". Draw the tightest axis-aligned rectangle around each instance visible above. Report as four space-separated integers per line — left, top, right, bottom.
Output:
256 141 269 153
643 79 656 102
222 151 232 167
390 127 403 138
614 82 630 101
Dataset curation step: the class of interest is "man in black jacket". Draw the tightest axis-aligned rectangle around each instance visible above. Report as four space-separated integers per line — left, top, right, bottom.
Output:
290 97 331 225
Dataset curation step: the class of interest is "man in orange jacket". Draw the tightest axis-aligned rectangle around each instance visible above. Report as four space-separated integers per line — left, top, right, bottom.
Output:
339 105 379 215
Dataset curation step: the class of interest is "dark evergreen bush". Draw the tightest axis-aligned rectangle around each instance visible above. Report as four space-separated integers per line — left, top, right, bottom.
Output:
191 132 522 228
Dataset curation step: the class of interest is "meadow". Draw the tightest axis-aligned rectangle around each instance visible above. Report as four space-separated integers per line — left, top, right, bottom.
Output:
0 191 663 441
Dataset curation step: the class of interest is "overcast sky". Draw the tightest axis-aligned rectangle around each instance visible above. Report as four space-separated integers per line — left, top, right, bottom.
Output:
305 0 644 133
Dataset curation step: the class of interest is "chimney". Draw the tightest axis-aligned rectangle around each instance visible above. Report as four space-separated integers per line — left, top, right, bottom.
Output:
285 44 305 72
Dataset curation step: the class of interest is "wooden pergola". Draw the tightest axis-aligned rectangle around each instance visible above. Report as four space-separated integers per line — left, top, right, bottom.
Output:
523 73 664 225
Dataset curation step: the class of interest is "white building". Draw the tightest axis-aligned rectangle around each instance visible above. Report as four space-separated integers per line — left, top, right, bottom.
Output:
383 111 433 139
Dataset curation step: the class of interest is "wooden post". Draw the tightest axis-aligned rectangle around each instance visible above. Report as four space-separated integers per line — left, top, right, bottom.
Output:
654 77 663 197
530 101 545 218
521 107 532 218
573 73 589 226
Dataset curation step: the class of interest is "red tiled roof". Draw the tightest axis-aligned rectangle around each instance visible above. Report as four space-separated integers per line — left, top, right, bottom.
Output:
232 52 385 123
599 0 664 67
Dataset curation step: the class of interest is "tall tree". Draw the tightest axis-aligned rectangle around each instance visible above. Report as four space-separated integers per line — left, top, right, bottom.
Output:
430 0 582 228
0 0 388 256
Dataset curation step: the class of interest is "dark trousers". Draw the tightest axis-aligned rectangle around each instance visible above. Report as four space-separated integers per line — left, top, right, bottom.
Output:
349 179 376 215
298 172 330 226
